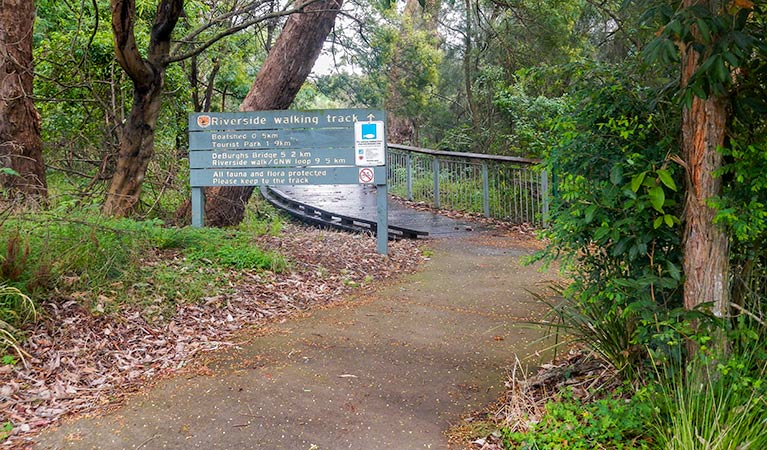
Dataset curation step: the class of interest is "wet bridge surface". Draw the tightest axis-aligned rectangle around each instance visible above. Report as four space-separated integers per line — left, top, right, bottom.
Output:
270 184 485 238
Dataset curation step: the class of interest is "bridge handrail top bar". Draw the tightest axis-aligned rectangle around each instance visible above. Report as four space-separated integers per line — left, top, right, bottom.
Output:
387 143 541 165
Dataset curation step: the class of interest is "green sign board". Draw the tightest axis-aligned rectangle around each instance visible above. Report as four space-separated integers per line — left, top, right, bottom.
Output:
189 109 389 254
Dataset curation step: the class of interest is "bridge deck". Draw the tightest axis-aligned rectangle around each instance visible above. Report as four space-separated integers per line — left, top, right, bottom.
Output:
271 185 485 238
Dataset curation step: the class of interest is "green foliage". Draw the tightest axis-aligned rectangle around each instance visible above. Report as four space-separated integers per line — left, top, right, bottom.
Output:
375 16 443 121
533 61 687 372
34 0 128 167
314 73 384 109
650 326 767 449
494 77 571 157
0 205 286 321
502 388 653 449
713 140 767 243
643 1 766 107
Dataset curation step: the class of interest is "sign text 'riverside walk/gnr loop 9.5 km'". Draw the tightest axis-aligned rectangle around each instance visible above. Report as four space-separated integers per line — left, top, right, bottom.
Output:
187 108 390 254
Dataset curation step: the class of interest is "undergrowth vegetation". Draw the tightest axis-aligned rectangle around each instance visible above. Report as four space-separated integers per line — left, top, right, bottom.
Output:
502 388 654 449
0 200 286 358
498 27 767 448
650 329 767 450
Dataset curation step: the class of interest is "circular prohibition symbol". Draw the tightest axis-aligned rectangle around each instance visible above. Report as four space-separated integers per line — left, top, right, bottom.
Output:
358 167 375 184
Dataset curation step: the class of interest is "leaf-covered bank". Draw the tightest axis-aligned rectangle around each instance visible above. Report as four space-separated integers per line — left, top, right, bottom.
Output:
0 222 424 447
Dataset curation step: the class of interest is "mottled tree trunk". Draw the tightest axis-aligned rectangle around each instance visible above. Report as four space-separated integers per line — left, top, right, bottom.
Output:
102 0 183 217
679 0 730 330
103 78 166 216
0 0 47 201
201 0 343 227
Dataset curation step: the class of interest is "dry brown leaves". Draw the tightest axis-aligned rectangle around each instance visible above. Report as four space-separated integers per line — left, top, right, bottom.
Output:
0 225 423 448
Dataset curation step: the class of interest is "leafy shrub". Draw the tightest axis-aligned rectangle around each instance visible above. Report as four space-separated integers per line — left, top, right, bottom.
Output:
502 388 653 449
532 61 686 374
494 79 571 158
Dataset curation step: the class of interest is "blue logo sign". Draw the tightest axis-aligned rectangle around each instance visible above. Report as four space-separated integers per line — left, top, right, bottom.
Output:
361 123 377 140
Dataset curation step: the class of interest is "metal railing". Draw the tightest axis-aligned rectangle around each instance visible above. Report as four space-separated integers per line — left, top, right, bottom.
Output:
387 144 548 226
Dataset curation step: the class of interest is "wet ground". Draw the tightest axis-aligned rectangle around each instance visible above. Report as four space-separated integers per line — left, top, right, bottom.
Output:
273 185 484 238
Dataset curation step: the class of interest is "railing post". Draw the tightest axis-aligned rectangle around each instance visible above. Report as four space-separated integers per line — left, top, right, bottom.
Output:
482 160 490 218
541 169 549 227
406 152 413 201
432 156 440 209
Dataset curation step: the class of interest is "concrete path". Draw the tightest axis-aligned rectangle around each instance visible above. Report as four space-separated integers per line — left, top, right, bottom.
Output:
35 233 555 450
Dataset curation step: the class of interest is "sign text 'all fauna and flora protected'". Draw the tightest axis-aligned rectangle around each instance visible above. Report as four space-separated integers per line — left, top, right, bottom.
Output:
188 109 389 254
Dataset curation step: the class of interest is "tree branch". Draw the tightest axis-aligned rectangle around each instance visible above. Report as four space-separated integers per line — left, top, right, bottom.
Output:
166 3 322 64
110 0 153 83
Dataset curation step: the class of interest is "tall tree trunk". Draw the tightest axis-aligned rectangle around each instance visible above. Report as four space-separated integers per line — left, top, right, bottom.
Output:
103 79 165 216
679 0 730 333
463 0 479 139
201 0 344 227
0 0 47 201
103 0 183 217
385 0 441 145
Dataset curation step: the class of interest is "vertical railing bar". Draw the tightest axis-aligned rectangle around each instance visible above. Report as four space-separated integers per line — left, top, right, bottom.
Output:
482 160 490 218
433 156 440 209
525 168 530 223
519 169 530 222
516 168 522 222
541 169 549 227
406 152 413 201
527 168 532 223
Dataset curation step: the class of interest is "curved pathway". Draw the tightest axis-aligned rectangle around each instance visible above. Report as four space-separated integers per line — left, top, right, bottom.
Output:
34 229 555 449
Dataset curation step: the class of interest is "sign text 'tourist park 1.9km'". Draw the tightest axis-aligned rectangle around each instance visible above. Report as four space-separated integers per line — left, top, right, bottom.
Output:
188 109 389 254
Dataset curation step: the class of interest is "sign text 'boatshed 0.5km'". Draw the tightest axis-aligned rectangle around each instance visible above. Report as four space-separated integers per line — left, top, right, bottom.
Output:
188 109 389 254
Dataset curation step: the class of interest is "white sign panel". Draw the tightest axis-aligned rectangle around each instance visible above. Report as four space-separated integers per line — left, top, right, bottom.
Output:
354 121 386 166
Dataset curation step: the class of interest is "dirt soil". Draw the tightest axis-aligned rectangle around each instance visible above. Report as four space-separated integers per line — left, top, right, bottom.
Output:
25 230 558 450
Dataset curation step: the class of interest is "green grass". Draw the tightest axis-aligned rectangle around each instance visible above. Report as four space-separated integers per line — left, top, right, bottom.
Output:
0 285 36 363
650 340 767 450
0 203 287 351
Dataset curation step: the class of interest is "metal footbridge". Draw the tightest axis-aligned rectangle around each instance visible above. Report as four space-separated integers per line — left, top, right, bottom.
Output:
261 144 547 239
261 185 480 239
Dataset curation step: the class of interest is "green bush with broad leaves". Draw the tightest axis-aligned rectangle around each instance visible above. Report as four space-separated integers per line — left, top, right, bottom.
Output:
533 61 689 375
502 388 653 450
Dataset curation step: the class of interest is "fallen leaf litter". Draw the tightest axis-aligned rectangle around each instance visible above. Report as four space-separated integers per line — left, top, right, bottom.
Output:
0 224 424 448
